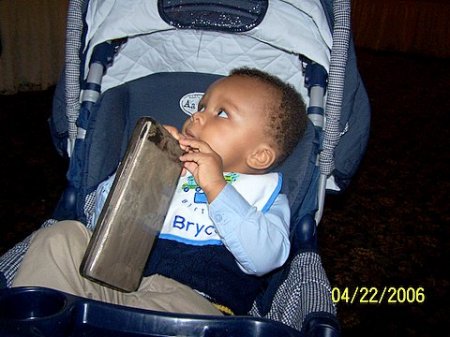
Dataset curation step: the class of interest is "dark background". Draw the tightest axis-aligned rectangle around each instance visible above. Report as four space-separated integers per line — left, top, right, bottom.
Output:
1 0 449 335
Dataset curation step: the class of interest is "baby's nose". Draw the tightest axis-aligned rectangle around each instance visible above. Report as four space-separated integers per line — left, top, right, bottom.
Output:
191 112 204 123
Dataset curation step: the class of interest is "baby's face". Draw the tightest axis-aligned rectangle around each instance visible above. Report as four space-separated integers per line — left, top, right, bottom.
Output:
182 75 276 173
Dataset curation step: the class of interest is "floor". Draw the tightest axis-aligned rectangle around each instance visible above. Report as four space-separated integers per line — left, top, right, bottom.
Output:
0 48 449 336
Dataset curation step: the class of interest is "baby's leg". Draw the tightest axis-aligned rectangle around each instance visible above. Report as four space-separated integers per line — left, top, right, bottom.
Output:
13 220 138 304
12 220 101 299
130 274 223 315
12 220 222 315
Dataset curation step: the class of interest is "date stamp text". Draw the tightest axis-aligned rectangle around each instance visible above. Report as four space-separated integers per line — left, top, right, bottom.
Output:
331 287 425 304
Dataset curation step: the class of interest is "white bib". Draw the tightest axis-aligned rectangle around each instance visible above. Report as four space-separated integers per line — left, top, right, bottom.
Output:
159 172 282 246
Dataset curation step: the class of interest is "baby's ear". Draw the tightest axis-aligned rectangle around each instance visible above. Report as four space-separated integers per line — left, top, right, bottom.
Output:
246 144 276 171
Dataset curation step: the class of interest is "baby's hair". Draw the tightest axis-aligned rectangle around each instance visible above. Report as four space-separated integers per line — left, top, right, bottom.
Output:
229 67 307 167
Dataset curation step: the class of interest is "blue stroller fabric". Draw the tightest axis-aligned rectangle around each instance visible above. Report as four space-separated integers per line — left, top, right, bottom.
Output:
0 0 370 335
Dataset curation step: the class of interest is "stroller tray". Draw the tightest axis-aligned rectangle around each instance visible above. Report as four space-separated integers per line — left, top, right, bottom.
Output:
0 287 302 337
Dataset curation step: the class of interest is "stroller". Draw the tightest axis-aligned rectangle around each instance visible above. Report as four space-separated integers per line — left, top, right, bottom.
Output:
0 0 370 336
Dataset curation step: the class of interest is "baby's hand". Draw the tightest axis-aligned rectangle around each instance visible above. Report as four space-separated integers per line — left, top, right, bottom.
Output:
163 125 181 141
163 125 191 152
163 125 189 176
179 138 226 203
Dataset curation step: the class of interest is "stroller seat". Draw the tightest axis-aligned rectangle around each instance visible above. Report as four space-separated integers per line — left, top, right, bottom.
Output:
0 1 370 336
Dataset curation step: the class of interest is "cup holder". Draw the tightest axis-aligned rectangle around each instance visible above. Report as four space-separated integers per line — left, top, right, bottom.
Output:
0 288 67 320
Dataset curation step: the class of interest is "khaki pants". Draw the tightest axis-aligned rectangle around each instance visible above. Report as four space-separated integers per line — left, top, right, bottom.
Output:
13 220 222 315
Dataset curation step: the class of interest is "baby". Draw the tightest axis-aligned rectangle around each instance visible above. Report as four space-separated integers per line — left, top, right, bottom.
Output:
13 67 307 316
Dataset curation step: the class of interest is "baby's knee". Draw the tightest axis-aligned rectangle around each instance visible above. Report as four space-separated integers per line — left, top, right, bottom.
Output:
30 220 91 253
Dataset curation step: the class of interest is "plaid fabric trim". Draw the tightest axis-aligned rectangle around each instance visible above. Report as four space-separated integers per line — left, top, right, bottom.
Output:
320 0 351 176
65 0 84 143
249 252 336 331
84 190 97 231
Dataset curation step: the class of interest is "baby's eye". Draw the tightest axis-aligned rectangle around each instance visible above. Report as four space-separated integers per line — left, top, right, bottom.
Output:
217 110 228 118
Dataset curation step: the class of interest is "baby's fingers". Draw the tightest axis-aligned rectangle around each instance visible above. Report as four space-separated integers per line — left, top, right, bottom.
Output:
163 125 192 151
179 138 213 153
179 151 201 163
163 125 180 140
180 167 188 177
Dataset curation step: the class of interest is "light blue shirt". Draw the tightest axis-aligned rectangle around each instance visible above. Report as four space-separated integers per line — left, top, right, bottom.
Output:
209 183 291 276
89 173 291 276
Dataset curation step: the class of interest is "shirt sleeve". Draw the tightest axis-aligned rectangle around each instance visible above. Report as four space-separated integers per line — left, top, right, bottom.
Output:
208 184 291 276
88 173 116 229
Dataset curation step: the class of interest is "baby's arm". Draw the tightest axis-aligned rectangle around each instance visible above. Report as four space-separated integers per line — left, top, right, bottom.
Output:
209 184 291 276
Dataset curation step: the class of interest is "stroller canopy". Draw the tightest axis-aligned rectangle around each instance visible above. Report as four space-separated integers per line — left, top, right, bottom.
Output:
82 0 332 97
